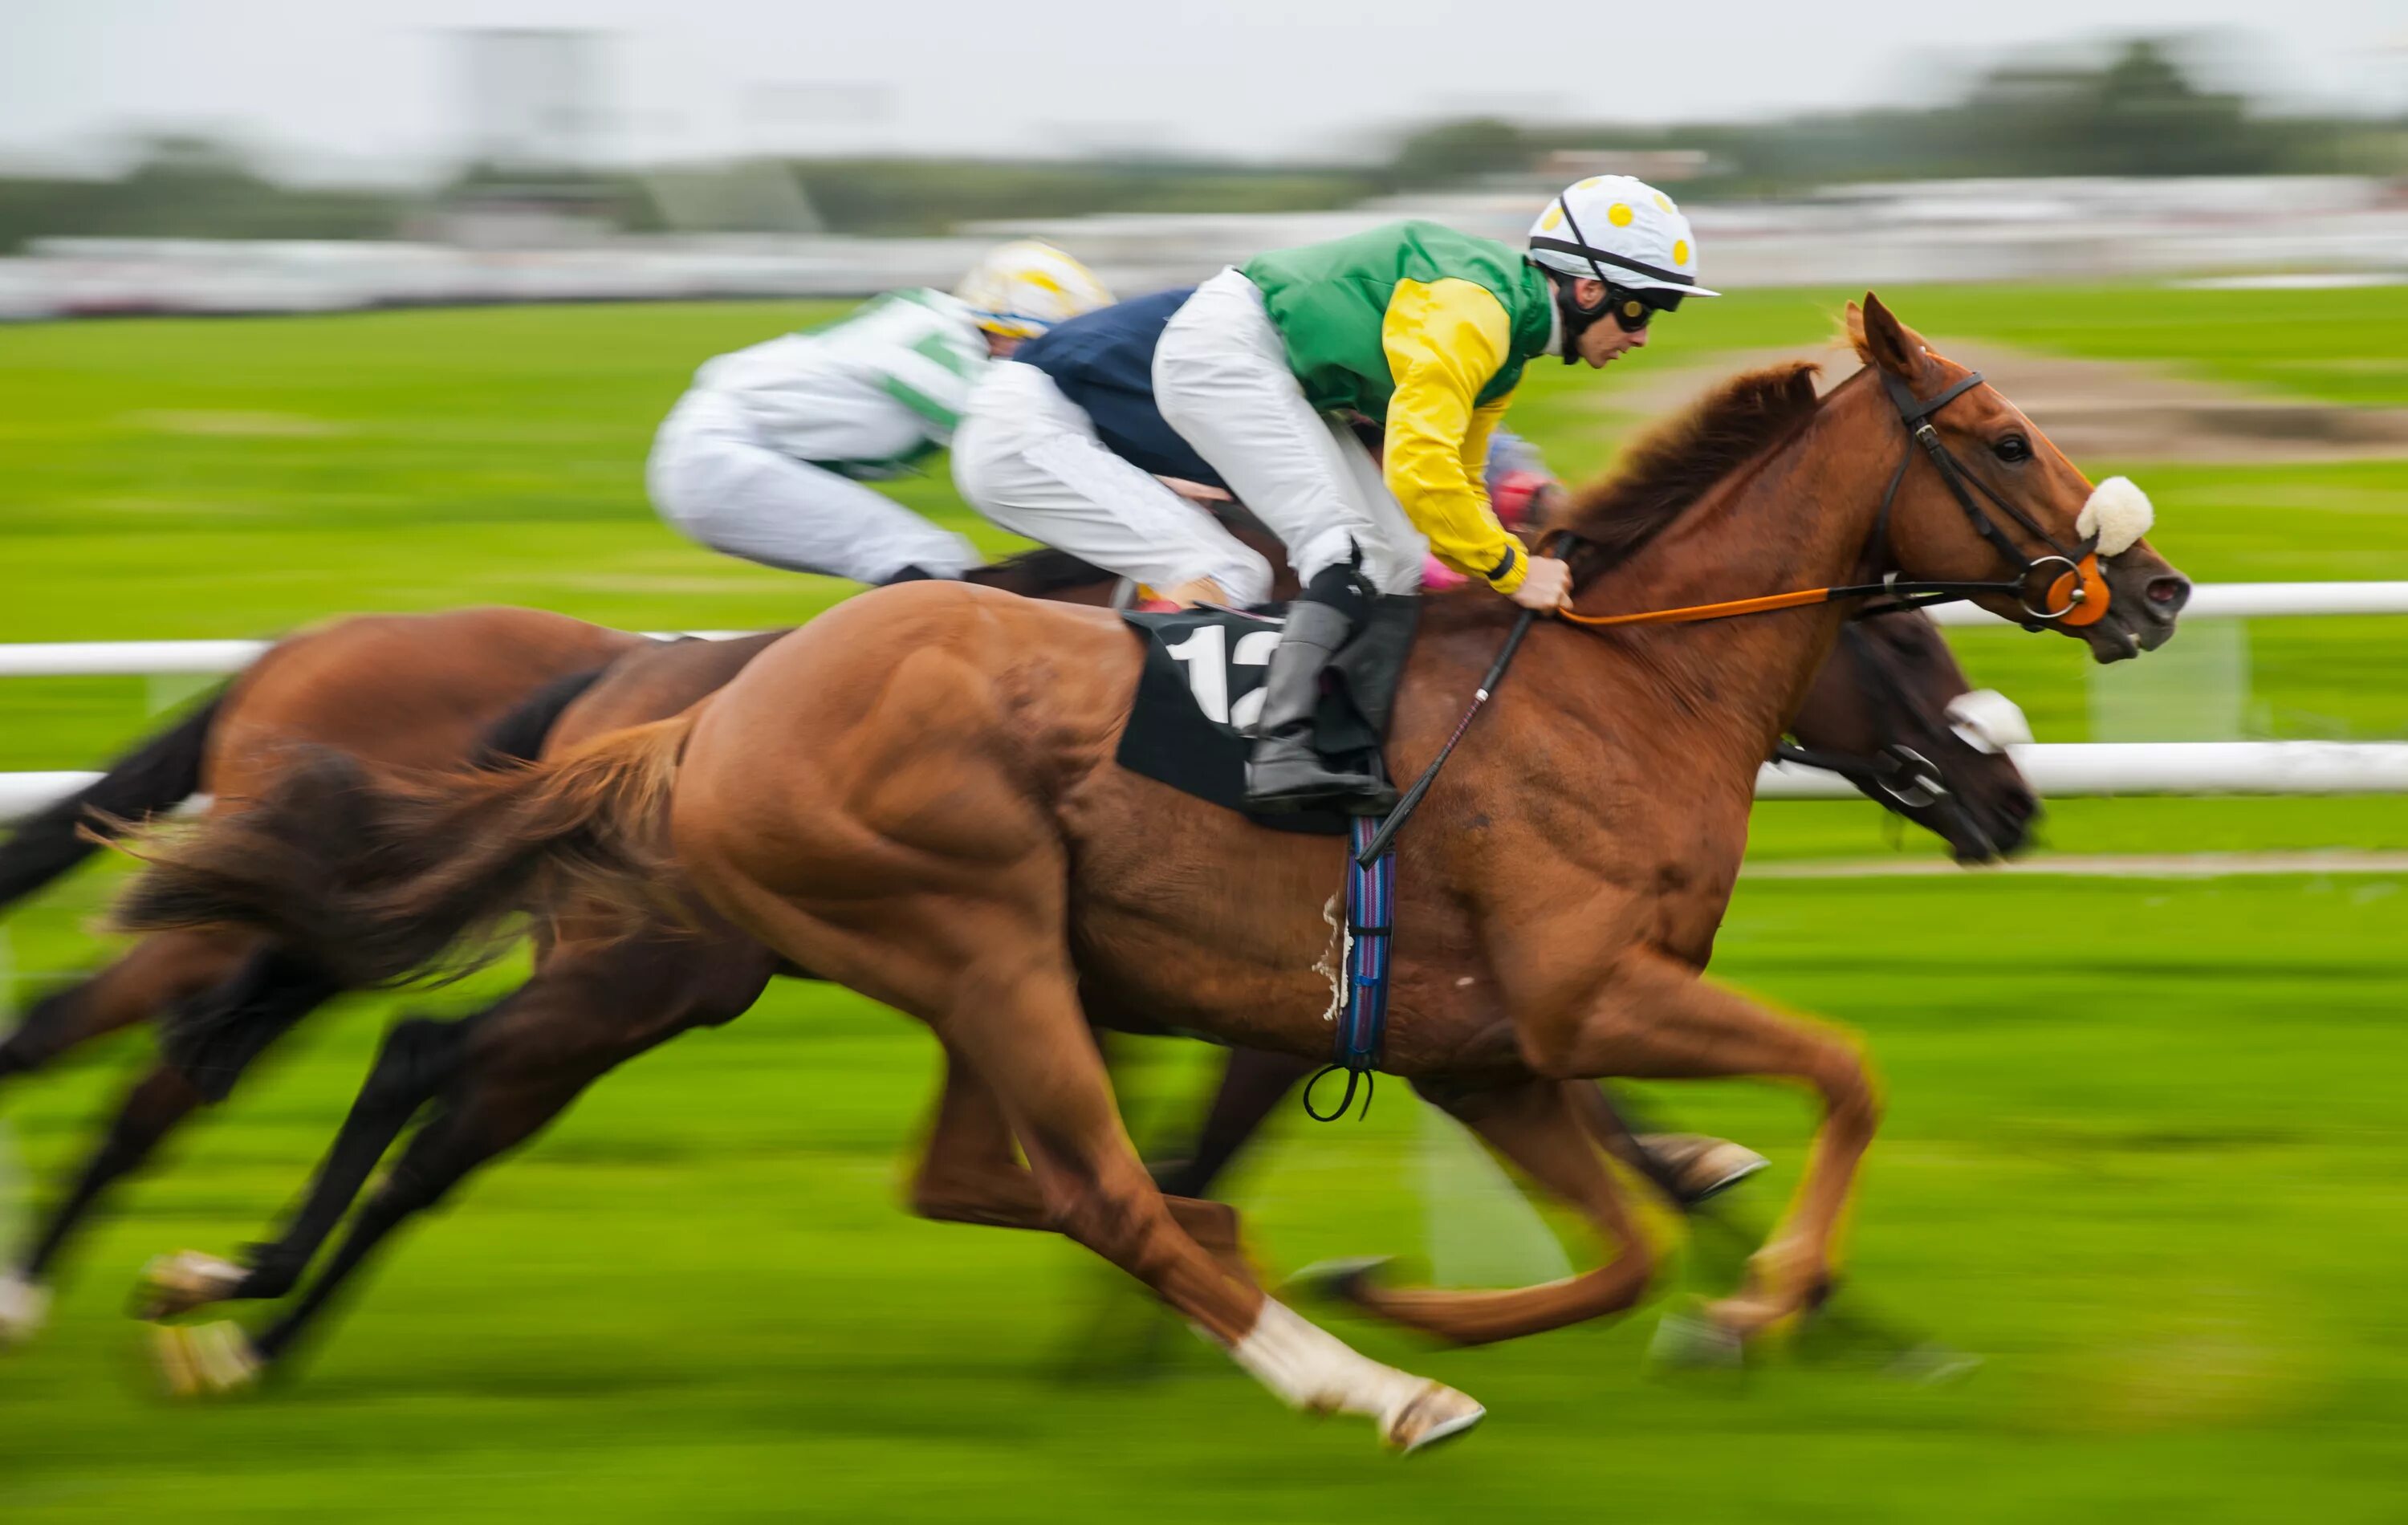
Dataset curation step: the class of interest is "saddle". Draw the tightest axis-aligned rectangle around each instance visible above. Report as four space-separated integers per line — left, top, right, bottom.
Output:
1115 597 1418 836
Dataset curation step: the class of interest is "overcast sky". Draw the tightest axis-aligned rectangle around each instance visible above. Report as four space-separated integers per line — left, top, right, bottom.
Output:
6 0 2406 179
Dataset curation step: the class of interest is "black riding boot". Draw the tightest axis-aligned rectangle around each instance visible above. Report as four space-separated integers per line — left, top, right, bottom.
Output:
1244 598 1394 815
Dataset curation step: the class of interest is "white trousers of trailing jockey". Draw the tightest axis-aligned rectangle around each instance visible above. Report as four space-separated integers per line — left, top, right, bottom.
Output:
646 388 978 584
951 361 1275 607
1153 268 1430 597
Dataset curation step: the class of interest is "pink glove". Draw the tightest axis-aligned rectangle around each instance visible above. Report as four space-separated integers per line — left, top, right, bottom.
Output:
1420 554 1469 592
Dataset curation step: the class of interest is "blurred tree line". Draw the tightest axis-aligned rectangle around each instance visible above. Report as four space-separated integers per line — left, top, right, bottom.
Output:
1403 39 2405 193
2 38 2399 254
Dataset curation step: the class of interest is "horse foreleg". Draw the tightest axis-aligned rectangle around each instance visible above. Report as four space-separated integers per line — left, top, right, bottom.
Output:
12 1065 204 1288
1519 948 1881 1343
0 929 249 1089
1149 1047 1316 1201
137 1012 477 1320
1311 1077 1656 1347
158 941 764 1393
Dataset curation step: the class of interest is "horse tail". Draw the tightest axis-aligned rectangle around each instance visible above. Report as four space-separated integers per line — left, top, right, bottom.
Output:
113 715 695 989
0 688 224 913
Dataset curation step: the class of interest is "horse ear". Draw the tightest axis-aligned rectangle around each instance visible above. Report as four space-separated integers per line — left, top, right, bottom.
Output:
1853 292 1926 379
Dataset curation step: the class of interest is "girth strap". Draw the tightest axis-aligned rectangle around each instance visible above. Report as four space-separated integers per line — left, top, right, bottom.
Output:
1303 815 1397 1121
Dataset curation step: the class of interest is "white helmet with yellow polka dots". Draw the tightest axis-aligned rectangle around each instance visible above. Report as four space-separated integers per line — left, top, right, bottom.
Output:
952 240 1116 340
1528 176 1719 301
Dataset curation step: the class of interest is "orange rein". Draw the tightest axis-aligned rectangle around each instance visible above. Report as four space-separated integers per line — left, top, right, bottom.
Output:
1554 586 1840 628
1550 550 2107 631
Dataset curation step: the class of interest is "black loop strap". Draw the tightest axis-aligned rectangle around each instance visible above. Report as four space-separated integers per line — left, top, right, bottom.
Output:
1302 1063 1374 1122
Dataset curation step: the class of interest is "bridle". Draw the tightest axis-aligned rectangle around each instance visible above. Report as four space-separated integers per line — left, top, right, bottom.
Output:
1354 361 2093 866
1769 621 2001 860
1555 365 2113 632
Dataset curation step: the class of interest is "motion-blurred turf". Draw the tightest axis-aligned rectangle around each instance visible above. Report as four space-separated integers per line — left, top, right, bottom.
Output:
2 285 2406 1520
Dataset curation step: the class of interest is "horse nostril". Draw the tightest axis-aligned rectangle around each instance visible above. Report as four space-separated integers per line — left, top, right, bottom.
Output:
2146 575 2191 613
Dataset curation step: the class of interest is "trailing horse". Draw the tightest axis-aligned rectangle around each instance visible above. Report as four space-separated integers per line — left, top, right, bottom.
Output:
118 296 2186 1447
0 555 1119 1344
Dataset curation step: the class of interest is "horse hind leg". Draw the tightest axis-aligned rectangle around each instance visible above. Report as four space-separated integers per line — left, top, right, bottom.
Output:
926 955 1470 1450
1306 1077 1658 1348
909 1041 1259 1290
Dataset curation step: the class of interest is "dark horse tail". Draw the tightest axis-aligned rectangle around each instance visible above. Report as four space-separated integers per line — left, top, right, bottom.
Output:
115 715 695 990
0 688 223 913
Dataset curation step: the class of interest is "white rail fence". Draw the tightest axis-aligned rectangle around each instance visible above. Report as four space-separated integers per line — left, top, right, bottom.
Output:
3 584 2406 820
7 742 2406 822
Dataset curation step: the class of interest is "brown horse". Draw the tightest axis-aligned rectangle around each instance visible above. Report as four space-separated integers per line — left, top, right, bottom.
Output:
0 608 643 1339
129 589 2028 1391
0 554 1119 1342
117 296 2186 1446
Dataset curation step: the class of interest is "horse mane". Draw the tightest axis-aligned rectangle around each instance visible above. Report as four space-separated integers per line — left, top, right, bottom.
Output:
966 545 1111 596
1543 360 1825 585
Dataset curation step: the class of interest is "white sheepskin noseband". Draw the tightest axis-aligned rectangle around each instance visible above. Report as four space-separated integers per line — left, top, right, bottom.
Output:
1945 689 2033 755
2076 477 2154 558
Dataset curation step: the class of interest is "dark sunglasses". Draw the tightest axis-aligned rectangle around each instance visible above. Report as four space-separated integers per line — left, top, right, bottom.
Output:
1606 285 1682 332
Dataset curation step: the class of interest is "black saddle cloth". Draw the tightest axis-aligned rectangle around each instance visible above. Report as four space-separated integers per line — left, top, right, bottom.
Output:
1113 597 1418 836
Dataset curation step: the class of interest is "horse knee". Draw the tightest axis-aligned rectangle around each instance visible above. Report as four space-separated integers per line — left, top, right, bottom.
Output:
1810 1043 1881 1137
364 1016 470 1108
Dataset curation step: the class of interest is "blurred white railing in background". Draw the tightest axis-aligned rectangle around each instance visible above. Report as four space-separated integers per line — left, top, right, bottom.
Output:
0 583 2398 678
6 582 2408 819
10 742 2408 822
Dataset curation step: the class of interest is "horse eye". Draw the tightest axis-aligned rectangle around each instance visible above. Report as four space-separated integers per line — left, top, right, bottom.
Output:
1993 435 2031 464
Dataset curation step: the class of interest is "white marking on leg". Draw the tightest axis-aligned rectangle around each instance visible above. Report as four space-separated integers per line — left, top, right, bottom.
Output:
0 1270 50 1344
1218 1298 1483 1449
1225 1299 1422 1416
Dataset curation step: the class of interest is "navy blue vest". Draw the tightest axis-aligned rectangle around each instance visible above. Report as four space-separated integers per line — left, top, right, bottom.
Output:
1015 288 1223 490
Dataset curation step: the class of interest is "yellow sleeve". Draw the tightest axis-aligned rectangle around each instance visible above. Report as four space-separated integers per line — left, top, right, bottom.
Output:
1380 277 1527 594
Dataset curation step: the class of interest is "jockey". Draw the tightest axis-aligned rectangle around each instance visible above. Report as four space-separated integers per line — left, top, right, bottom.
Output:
1152 177 1716 812
952 287 1276 610
953 290 1559 612
646 242 1114 586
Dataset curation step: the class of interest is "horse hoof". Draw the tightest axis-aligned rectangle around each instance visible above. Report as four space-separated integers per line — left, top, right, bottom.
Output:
1284 1257 1390 1306
0 1273 50 1347
153 1321 262 1398
1636 1133 1770 1206
1649 1304 1744 1373
1383 1381 1486 1454
1886 1341 1984 1387
134 1250 249 1321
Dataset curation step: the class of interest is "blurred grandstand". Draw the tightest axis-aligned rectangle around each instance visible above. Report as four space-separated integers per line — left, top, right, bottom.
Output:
2 35 2403 318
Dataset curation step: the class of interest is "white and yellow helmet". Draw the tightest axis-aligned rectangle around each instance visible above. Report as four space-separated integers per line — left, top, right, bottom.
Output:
952 241 1115 340
1528 176 1719 300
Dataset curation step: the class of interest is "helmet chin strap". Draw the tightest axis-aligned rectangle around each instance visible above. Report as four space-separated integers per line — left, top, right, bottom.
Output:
1541 197 1621 366
1549 271 1610 365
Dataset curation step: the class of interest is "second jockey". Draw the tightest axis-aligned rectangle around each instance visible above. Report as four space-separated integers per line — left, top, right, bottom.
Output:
647 242 1114 586
1153 176 1717 812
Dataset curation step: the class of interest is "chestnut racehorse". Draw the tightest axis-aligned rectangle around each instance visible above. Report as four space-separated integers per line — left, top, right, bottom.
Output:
120 298 2186 1447
125 590 2028 1390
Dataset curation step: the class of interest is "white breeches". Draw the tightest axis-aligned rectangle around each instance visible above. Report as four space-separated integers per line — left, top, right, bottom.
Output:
646 388 977 584
951 362 1274 605
1153 267 1428 596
